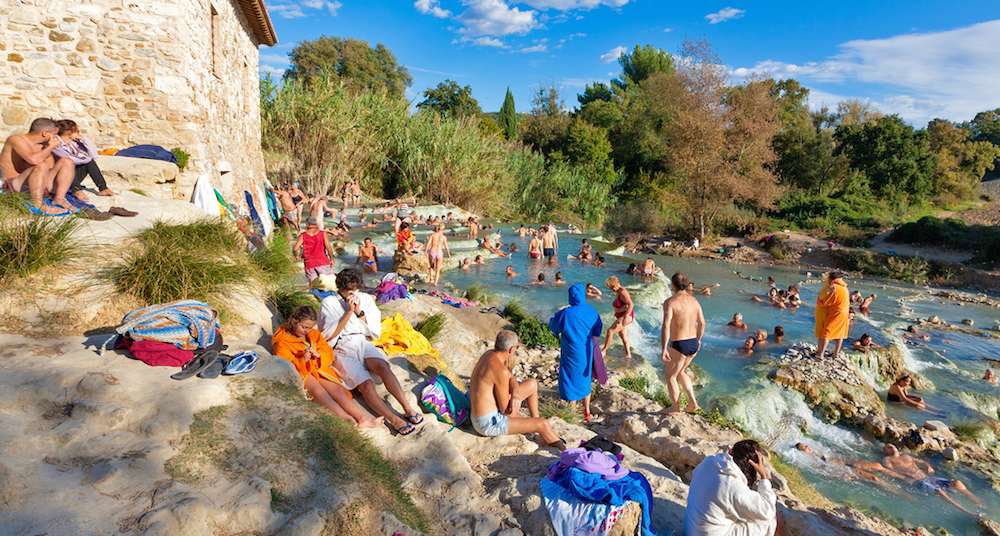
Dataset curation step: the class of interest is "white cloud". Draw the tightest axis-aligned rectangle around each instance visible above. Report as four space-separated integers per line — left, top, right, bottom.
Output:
705 7 744 24
269 4 307 18
414 0 451 18
260 53 290 66
600 45 626 63
520 43 547 53
408 65 466 77
730 20 1000 124
663 27 672 32
326 1 343 15
522 0 629 9
471 36 508 48
457 0 538 37
259 64 286 77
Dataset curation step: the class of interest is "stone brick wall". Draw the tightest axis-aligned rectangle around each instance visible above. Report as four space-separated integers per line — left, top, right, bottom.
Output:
0 0 268 201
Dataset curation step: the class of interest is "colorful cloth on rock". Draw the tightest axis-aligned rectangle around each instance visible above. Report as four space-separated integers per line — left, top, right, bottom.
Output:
540 478 637 536
115 300 219 350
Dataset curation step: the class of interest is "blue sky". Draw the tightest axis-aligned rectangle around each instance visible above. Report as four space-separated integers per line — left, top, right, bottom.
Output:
259 1 1000 126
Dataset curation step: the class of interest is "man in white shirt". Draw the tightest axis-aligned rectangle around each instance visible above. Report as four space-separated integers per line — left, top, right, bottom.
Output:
319 268 423 436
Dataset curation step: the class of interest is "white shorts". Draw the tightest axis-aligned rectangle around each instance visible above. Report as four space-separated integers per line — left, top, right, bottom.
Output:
333 335 389 389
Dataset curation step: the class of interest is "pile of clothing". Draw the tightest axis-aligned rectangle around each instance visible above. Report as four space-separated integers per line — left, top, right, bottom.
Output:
376 273 409 304
107 300 257 380
426 289 477 309
542 437 655 536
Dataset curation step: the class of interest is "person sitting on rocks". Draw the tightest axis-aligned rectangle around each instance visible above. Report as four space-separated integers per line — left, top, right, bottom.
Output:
985 368 998 385
727 313 748 330
271 305 383 429
741 336 757 355
395 222 421 254
685 439 780 536
640 257 658 277
773 325 784 344
1 117 76 214
887 375 929 411
53 119 114 200
319 268 424 436
469 330 564 449
852 333 878 352
881 444 983 515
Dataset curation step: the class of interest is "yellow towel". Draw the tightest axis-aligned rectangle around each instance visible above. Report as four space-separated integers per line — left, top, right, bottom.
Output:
374 313 461 385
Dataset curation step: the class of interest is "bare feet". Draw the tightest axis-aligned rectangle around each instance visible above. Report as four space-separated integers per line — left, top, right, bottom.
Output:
35 202 66 215
357 416 384 429
665 406 683 415
51 197 77 212
73 190 90 202
97 189 115 196
685 403 701 414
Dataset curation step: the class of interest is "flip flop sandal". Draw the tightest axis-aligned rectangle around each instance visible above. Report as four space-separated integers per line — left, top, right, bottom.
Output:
222 351 259 375
108 206 138 217
405 413 424 425
547 438 567 451
170 350 220 381
197 354 231 379
395 423 416 436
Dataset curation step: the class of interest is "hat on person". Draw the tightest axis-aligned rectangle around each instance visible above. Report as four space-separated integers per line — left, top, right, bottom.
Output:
310 274 337 291
829 270 847 280
218 160 233 174
381 272 399 284
306 216 319 226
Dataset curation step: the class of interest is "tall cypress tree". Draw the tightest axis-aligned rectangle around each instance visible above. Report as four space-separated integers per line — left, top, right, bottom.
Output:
498 88 518 140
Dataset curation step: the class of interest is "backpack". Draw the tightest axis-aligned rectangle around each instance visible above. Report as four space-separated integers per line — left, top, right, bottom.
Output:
419 374 469 431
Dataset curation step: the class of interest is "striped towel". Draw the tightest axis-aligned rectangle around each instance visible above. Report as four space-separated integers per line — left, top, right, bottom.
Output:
115 300 220 350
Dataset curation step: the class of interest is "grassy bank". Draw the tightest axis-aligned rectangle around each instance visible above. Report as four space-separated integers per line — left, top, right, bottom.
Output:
889 216 1000 264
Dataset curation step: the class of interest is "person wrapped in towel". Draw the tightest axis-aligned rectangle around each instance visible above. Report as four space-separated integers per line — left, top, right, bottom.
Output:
318 268 424 436
814 271 851 359
271 305 382 428
548 283 603 423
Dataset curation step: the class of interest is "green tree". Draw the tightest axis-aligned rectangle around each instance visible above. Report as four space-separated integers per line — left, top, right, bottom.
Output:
835 115 936 204
531 85 563 116
416 79 481 118
969 108 1000 145
614 45 674 89
565 119 619 187
285 36 412 96
577 82 614 107
926 119 1000 202
498 88 518 140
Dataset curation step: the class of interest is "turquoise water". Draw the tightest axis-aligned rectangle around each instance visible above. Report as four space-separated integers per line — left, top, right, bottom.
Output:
335 215 1000 534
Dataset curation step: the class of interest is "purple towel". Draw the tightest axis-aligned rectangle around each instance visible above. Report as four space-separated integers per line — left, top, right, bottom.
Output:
547 448 629 481
592 337 608 386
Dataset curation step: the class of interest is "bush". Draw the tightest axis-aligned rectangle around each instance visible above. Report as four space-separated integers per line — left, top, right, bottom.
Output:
889 216 1000 264
414 313 445 341
268 285 319 320
0 213 79 285
830 249 957 285
463 283 494 305
773 190 884 232
102 220 258 311
171 147 191 171
540 399 581 424
250 232 297 285
503 301 559 349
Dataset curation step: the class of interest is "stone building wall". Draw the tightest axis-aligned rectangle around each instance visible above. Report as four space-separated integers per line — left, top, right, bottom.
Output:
0 0 269 201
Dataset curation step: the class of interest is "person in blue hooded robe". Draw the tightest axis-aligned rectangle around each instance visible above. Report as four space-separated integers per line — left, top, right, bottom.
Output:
549 283 603 422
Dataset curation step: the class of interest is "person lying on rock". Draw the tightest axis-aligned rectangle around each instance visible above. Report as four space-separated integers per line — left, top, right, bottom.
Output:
271 305 383 429
1 117 75 214
319 268 424 436
881 444 983 515
887 375 931 411
793 442 904 495
469 329 564 449
53 119 115 200
685 439 782 536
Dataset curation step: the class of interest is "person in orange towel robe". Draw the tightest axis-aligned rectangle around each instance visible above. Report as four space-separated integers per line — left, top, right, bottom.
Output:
815 271 851 358
272 305 383 428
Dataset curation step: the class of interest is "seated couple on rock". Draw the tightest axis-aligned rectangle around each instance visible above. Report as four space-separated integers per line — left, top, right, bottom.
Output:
272 268 424 436
469 329 565 450
3 117 125 217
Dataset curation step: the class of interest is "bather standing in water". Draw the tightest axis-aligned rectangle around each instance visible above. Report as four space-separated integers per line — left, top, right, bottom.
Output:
425 224 451 286
602 276 634 359
661 272 705 414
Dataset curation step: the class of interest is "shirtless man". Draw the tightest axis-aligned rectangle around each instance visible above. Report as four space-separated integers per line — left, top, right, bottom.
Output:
881 444 983 515
860 293 877 314
575 239 592 262
275 188 301 230
541 225 558 264
357 237 380 273
727 313 748 330
469 330 563 449
517 225 527 238
660 272 705 414
351 179 362 207
467 217 479 240
1 117 75 213
308 195 337 230
425 224 450 285
528 234 543 260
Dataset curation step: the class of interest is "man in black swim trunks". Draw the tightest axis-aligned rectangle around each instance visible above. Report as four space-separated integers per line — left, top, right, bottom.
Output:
660 272 706 414
541 224 557 262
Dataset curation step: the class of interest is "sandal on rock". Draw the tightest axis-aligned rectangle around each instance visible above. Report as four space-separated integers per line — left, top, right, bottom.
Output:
547 438 568 451
405 413 424 425
197 354 231 379
171 350 220 381
109 206 138 217
395 423 416 436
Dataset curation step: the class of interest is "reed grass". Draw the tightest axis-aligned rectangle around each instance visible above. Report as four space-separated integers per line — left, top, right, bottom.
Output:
0 206 80 285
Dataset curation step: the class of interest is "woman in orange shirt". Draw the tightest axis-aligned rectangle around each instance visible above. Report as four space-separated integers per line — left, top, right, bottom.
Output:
272 306 382 428
815 271 851 358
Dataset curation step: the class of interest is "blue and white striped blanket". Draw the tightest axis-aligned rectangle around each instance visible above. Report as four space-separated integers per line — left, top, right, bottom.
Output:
115 300 219 350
